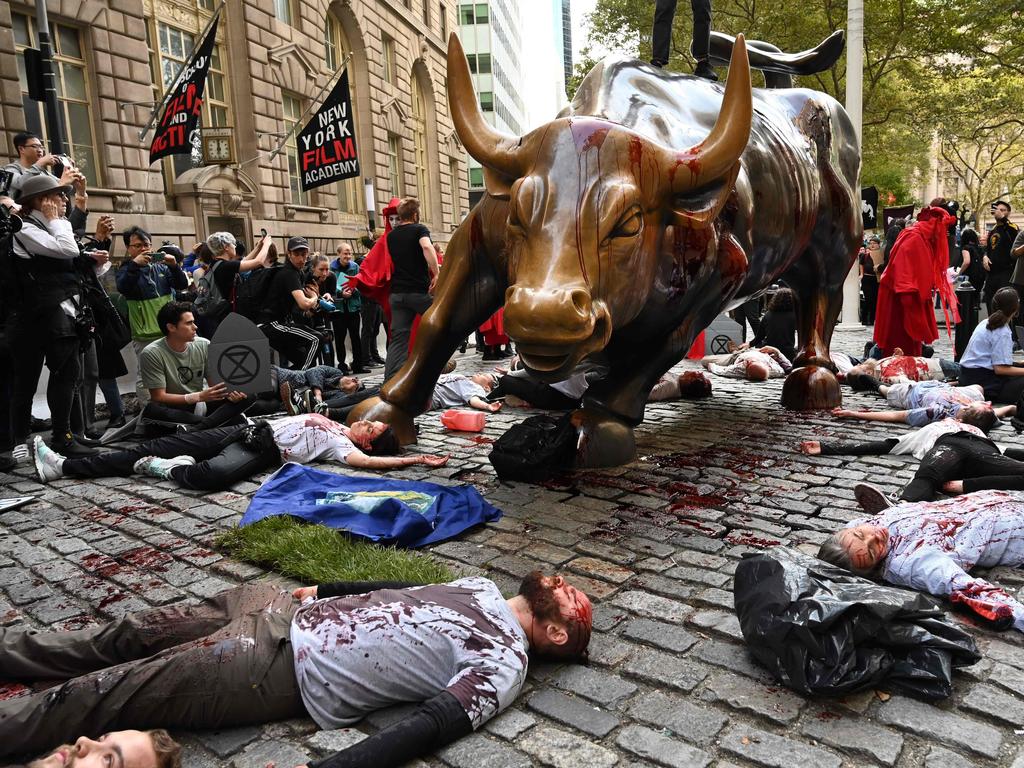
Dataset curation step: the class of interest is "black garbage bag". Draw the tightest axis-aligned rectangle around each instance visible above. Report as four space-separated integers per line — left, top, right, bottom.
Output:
733 548 981 700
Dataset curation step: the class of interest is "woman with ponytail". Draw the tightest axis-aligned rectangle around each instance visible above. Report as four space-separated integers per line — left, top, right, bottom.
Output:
958 286 1024 402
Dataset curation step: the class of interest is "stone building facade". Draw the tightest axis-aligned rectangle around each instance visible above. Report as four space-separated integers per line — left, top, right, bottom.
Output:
0 0 467 253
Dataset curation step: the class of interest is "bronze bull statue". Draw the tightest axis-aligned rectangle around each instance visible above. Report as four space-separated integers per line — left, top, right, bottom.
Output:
350 33 862 468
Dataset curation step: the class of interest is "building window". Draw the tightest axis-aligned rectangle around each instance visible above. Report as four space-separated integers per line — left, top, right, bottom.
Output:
449 157 460 221
468 166 483 189
382 35 396 84
475 3 489 22
479 91 494 112
12 13 99 185
327 13 361 215
282 92 306 205
388 133 404 197
148 19 230 179
324 14 338 70
422 1 430 27
440 4 447 38
197 0 214 9
476 53 491 74
459 4 474 25
273 0 293 25
411 75 431 222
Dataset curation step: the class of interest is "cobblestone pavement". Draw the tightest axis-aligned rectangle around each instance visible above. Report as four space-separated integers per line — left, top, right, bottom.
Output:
2 326 1024 768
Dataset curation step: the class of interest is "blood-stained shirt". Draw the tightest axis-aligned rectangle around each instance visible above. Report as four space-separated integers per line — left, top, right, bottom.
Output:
884 380 984 427
289 576 529 730
878 355 945 382
889 418 986 459
852 490 1024 631
269 413 357 464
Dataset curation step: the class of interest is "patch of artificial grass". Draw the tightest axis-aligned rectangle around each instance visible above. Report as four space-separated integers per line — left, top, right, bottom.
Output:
215 516 454 585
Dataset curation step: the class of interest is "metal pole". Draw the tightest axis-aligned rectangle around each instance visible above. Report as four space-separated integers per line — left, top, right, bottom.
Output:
34 0 65 155
838 0 864 328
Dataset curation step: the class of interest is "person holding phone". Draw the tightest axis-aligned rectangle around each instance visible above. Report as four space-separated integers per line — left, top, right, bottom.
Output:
115 226 188 406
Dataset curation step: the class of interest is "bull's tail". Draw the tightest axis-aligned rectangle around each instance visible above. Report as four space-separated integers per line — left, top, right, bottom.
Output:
708 30 844 88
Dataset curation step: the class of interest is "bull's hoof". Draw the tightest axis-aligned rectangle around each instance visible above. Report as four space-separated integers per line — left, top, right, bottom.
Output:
781 365 841 410
346 397 418 445
571 408 637 468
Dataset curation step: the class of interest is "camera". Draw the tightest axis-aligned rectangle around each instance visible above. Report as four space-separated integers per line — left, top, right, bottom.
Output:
0 169 24 237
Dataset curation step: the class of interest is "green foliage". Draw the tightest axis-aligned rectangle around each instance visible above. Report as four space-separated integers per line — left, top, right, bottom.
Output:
215 517 454 585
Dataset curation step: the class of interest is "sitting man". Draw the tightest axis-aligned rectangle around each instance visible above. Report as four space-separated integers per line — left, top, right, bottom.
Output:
33 413 448 491
831 379 1012 428
799 413 1024 510
817 490 1024 632
701 346 791 381
0 573 592 766
139 301 260 432
846 348 961 388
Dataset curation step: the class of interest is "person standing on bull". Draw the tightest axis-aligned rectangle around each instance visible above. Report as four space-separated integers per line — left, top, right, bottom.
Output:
982 200 1018 314
650 0 716 81
383 197 439 380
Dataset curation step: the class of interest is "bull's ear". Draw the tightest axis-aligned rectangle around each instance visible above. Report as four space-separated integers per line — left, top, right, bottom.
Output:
483 167 515 200
670 163 740 228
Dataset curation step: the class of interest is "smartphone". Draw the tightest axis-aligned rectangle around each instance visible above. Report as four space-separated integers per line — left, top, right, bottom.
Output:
260 227 268 239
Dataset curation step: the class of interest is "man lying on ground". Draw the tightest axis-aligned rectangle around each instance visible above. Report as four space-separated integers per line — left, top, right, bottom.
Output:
18 730 181 768
799 414 1024 509
486 356 610 410
845 347 961 387
817 490 1024 632
831 379 1012 428
33 414 448 491
647 370 713 401
276 365 380 418
0 573 592 767
701 346 791 381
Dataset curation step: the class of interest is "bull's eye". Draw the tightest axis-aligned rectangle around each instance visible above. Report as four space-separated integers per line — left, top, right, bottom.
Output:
609 209 643 240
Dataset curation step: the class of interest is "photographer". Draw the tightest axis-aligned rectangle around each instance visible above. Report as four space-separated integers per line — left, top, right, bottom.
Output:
3 132 89 237
9 175 107 457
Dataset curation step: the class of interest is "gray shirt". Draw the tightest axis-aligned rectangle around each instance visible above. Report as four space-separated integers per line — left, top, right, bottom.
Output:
431 373 487 409
290 577 529 730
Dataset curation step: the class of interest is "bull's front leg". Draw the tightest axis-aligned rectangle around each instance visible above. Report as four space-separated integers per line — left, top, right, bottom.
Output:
348 207 506 443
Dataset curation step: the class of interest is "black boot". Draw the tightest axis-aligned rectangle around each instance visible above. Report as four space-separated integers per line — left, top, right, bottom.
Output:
694 59 718 81
51 432 98 457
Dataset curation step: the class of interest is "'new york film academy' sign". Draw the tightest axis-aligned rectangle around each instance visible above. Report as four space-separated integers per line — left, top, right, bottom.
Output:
297 70 361 191
149 11 221 164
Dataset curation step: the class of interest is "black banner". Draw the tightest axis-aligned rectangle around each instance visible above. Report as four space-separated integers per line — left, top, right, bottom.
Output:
882 204 915 229
149 12 221 164
297 70 360 191
861 186 878 230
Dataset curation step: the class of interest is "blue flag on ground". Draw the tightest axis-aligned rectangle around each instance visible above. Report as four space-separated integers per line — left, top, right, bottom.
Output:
239 463 502 548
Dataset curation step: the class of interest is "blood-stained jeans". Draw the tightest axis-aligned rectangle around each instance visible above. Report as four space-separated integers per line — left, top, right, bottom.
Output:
0 583 304 759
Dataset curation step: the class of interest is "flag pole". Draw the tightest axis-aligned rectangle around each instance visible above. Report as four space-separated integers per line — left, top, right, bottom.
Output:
267 53 353 162
138 0 226 142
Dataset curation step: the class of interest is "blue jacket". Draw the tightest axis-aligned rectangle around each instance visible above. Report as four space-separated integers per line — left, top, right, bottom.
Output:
116 259 188 341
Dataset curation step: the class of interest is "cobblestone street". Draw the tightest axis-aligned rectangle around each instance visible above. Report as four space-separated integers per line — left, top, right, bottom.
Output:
2 326 1023 768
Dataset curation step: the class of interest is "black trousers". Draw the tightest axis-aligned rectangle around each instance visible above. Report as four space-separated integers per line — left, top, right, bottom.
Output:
958 365 1024 405
385 292 432 380
0 583 302 758
652 0 712 65
984 270 1013 314
260 320 321 370
360 298 385 363
141 397 252 431
331 310 363 370
61 424 281 491
861 276 878 325
489 375 580 410
10 307 80 444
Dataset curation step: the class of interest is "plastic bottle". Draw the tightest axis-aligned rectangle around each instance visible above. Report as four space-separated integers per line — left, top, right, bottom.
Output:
440 409 485 432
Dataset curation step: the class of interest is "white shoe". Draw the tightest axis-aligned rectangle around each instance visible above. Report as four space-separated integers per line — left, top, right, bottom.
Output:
133 455 196 480
32 436 66 483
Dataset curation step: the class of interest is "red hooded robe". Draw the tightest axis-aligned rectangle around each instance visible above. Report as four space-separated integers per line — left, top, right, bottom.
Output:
873 206 958 357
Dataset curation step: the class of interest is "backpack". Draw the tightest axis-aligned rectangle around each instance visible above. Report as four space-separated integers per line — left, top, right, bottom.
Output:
192 260 230 320
233 265 280 322
489 413 577 483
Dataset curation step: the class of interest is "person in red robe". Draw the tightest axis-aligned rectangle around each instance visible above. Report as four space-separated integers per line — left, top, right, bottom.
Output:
348 197 400 326
873 200 958 357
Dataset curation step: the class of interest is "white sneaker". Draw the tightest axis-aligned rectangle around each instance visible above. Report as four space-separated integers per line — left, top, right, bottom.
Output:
133 455 196 480
32 436 66 483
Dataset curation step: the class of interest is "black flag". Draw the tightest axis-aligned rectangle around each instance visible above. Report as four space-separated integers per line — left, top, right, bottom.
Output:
297 70 361 192
149 11 221 164
883 204 915 229
861 186 878 230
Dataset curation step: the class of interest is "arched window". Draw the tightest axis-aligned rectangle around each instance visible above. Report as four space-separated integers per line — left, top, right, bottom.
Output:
411 73 431 223
326 11 361 215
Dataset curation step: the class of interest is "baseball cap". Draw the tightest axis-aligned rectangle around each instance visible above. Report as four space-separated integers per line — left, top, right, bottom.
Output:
287 236 310 251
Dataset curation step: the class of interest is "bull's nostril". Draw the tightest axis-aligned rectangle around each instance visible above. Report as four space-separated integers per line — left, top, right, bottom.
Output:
569 289 591 316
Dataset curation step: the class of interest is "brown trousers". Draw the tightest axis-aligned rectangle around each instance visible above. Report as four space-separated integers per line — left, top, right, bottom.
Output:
0 583 305 758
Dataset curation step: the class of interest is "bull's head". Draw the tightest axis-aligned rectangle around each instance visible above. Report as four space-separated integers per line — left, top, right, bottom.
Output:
448 34 752 378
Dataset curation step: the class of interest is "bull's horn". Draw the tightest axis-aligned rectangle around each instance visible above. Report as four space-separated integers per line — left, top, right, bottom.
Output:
447 33 524 179
671 34 752 193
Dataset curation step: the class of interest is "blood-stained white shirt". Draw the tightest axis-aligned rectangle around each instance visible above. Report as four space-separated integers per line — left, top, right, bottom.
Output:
852 490 1024 631
290 577 528 729
269 414 357 464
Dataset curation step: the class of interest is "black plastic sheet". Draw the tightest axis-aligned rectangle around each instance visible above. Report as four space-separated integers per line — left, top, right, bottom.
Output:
733 548 981 700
